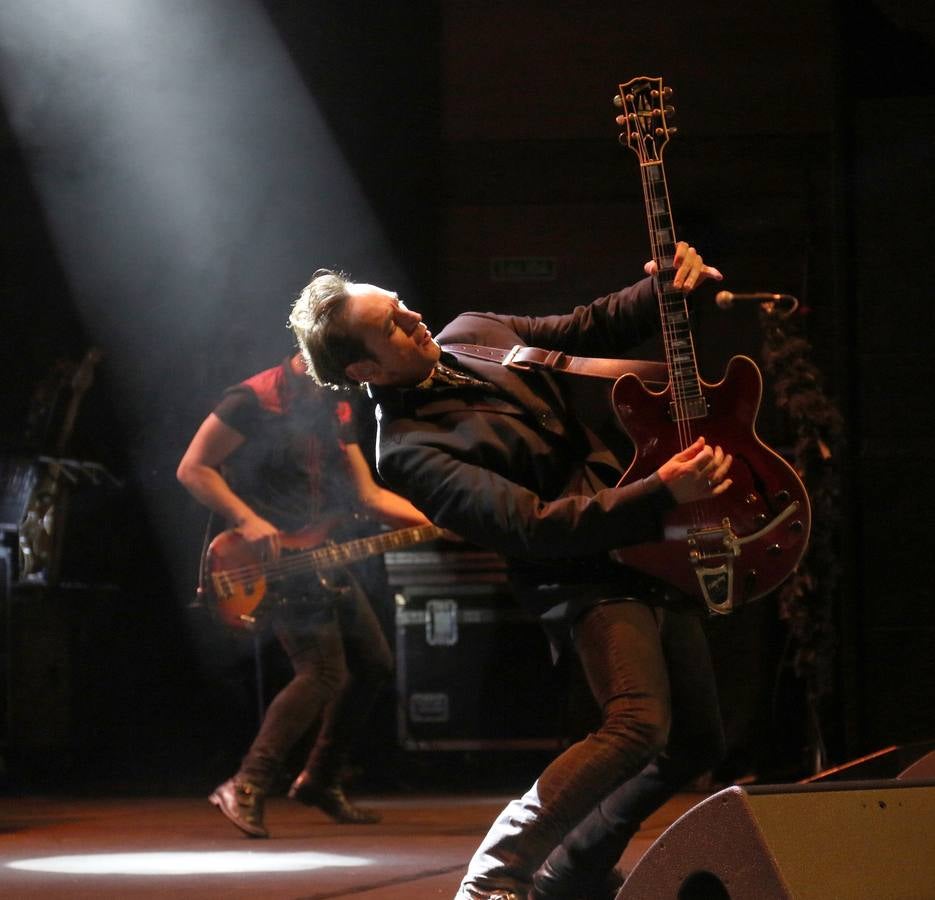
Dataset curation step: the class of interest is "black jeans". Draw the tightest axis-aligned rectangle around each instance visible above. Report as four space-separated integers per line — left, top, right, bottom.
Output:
459 599 725 896
237 574 393 793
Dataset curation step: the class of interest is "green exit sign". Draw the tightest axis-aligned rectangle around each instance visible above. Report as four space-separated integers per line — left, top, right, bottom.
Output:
490 257 557 282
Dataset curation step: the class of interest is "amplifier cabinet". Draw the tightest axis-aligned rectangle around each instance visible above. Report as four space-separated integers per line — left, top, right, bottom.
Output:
394 582 567 751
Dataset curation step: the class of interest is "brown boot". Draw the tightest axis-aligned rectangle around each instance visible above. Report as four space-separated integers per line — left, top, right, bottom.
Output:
288 772 381 824
209 778 269 838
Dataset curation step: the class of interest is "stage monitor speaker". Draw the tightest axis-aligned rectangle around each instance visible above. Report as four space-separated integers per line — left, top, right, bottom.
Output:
898 750 935 780
617 780 935 900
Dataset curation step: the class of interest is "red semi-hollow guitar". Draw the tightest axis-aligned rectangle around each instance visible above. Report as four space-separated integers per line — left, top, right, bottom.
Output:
206 521 444 630
609 76 811 613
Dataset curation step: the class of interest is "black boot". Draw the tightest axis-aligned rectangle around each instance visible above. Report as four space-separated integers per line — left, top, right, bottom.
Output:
530 861 626 900
288 772 382 824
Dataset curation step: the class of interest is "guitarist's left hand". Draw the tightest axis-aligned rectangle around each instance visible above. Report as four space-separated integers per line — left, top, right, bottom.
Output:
644 240 723 293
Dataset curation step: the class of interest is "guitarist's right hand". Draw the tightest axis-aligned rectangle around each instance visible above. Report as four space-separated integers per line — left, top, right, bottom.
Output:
235 513 282 558
657 437 733 504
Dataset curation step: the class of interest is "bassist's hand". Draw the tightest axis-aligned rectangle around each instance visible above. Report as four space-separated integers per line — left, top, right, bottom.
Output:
235 513 282 558
657 436 733 504
644 240 723 293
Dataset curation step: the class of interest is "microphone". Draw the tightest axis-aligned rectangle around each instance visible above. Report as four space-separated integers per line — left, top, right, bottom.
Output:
715 290 798 312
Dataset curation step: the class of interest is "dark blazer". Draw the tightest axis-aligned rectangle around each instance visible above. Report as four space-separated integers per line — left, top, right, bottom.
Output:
371 276 680 615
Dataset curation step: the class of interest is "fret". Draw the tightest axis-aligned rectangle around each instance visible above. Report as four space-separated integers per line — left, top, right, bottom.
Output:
300 524 442 571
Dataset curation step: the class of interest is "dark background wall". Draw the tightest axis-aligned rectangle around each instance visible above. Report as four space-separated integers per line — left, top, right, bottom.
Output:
1 0 933 791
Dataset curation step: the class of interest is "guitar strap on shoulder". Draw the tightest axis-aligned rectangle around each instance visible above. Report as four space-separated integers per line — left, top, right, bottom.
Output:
442 343 669 389
444 343 666 479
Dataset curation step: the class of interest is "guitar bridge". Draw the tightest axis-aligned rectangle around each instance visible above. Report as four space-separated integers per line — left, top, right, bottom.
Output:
687 521 739 614
688 502 802 614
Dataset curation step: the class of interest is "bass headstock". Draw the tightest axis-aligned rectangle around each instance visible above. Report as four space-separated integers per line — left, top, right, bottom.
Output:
614 76 676 165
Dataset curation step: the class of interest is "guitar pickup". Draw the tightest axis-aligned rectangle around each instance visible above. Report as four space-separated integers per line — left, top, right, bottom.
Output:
669 397 708 421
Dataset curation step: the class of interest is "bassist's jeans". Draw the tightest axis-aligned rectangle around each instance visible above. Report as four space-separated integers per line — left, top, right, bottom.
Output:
459 599 725 898
238 574 393 792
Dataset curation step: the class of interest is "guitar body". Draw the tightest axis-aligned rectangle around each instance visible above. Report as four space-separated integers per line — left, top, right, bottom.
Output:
611 355 810 611
206 523 333 630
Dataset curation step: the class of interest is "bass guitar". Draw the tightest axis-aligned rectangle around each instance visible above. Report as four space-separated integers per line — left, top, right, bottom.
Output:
609 76 810 613
205 520 444 629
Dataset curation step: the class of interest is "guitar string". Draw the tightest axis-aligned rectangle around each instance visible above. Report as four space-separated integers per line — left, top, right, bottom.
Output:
214 525 441 587
641 168 688 430
218 537 411 586
216 527 438 584
638 133 707 533
640 161 694 435
647 164 702 425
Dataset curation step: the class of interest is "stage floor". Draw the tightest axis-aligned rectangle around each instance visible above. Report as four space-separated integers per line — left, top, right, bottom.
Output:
0 790 700 898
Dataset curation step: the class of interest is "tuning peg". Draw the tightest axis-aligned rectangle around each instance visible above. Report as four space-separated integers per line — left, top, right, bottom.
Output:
664 105 676 117
613 94 623 107
663 86 673 98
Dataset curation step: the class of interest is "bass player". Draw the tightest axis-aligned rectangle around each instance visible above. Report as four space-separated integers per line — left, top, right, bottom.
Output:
177 351 429 837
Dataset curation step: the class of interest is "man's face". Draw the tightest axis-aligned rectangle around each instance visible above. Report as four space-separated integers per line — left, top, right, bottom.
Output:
343 283 441 387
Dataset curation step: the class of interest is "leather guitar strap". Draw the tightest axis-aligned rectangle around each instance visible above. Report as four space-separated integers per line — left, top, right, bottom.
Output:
443 343 669 477
442 342 669 388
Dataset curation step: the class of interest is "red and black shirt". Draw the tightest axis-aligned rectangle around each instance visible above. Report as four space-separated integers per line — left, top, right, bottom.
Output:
214 358 357 532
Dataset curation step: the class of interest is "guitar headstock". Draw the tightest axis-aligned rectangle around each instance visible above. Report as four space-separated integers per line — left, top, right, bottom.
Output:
614 76 676 165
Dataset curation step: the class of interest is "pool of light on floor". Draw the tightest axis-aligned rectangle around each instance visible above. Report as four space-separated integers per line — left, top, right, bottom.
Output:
6 850 373 875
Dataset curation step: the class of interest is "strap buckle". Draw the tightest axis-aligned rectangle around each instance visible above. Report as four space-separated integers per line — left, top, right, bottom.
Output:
503 345 568 372
501 344 526 369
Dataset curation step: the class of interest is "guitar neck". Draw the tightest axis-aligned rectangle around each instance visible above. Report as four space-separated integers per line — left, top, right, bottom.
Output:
304 523 445 569
639 161 704 415
617 76 706 422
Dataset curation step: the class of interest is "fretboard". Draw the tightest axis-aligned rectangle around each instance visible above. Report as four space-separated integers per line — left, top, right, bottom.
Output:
303 524 445 569
641 163 706 421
